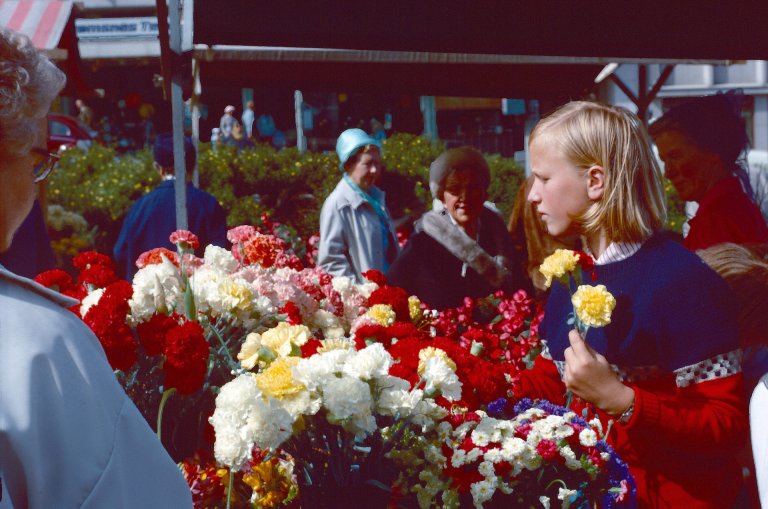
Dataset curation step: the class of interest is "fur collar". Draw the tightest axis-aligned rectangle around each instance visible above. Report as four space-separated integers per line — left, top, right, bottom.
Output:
419 209 510 288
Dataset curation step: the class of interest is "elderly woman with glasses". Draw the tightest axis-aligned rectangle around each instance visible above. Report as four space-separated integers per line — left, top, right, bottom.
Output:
387 146 523 310
0 28 192 507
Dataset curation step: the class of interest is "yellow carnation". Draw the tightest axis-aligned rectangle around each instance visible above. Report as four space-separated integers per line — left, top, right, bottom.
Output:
417 347 457 376
219 279 254 312
571 284 616 328
368 304 396 327
237 332 261 370
260 322 311 358
317 338 355 353
408 296 423 322
539 249 580 288
255 357 304 399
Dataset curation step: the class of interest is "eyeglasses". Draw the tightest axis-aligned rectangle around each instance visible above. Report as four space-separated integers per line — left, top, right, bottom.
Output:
31 148 60 183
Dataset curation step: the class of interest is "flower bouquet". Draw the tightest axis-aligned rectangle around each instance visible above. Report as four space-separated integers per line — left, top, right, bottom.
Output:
395 399 635 509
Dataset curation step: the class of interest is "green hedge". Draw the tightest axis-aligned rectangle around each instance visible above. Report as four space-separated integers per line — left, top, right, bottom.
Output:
47 133 683 256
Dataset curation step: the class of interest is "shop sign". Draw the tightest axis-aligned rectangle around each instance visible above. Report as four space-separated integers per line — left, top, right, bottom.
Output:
76 17 158 40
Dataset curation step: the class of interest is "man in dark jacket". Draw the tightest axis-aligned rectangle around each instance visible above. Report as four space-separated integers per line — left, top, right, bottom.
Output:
114 132 228 279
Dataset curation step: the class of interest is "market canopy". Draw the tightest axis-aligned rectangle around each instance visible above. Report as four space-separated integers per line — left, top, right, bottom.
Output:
190 2 768 97
0 0 74 59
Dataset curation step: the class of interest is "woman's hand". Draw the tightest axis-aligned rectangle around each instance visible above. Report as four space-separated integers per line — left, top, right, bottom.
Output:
563 329 634 416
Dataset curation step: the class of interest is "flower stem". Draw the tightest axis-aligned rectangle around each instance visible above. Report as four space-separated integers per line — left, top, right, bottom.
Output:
156 387 176 442
226 468 234 509
209 322 239 371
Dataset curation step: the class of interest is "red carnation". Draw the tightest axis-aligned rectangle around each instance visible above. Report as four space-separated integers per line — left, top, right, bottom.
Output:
34 269 77 294
242 233 286 268
136 313 180 356
163 320 210 394
575 250 597 281
73 251 115 271
136 248 179 269
300 338 322 357
536 439 561 461
362 270 387 286
368 286 410 322
280 302 303 325
83 280 136 371
77 264 119 288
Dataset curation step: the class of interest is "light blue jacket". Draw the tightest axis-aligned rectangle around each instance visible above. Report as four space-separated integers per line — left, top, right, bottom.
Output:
0 266 192 508
318 178 399 282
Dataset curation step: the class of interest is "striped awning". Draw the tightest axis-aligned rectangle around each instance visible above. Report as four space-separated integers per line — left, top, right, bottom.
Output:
0 1 73 50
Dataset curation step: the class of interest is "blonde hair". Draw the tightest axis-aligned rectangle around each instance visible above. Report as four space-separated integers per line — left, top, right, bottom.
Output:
530 101 666 242
0 28 66 155
697 243 768 347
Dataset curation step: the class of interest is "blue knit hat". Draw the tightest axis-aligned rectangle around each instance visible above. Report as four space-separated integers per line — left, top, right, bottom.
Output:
336 128 381 170
154 132 196 172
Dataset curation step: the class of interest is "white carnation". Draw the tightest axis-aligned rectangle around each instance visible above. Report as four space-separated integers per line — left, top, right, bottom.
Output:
343 343 393 380
129 262 182 321
578 427 598 447
204 244 239 272
422 357 462 401
470 478 497 507
558 487 579 509
80 288 105 318
322 376 372 420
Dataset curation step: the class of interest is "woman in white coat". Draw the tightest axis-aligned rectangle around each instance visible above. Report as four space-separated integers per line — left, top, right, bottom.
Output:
318 128 399 282
0 28 192 508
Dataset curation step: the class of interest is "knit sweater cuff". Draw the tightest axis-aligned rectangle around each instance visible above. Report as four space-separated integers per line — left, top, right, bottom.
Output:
631 387 660 430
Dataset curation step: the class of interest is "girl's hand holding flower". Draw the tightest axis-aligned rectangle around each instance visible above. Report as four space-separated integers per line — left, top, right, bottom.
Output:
563 330 635 417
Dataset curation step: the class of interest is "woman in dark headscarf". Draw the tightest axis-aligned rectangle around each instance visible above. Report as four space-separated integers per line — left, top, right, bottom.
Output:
387 146 522 310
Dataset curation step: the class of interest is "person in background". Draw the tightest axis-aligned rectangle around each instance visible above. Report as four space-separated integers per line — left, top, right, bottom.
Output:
256 110 277 143
241 100 255 139
387 147 523 310
318 128 398 282
114 132 228 280
697 242 768 509
211 126 221 150
0 199 55 278
518 101 746 508
0 27 192 508
75 98 94 128
507 174 580 296
649 93 768 250
219 104 237 143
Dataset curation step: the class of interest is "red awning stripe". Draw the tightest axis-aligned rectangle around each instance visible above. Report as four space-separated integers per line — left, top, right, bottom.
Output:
0 1 73 50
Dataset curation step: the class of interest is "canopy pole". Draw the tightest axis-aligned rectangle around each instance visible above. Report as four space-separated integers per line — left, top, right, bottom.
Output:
295 90 306 152
168 0 188 230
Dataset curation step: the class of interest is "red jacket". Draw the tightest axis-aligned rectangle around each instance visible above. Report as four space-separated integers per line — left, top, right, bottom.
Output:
685 176 768 251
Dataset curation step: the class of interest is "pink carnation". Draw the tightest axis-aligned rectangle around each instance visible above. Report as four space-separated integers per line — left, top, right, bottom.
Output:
169 229 200 250
226 225 257 244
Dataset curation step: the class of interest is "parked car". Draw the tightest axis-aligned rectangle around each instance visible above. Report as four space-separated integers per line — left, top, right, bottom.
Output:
47 113 97 152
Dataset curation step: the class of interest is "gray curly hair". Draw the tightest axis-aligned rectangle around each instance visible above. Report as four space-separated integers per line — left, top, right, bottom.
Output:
0 27 66 156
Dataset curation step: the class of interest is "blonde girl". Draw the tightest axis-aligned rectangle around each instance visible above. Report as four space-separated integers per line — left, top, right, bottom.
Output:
520 101 747 509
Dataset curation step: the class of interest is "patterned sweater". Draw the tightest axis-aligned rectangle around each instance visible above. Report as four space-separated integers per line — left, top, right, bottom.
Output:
519 233 748 509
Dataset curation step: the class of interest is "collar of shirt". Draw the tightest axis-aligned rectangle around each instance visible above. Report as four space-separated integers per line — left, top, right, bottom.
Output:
581 238 643 265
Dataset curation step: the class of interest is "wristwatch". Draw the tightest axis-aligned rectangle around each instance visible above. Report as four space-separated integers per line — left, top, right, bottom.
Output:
617 400 635 424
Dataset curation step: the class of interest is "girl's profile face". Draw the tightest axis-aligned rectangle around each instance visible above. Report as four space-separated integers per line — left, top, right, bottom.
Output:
527 136 591 238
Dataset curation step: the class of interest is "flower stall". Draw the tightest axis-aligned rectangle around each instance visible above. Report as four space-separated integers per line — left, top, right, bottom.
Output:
35 227 636 508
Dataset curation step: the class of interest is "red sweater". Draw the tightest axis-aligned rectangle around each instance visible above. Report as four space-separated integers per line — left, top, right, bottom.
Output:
520 235 748 508
685 176 768 251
